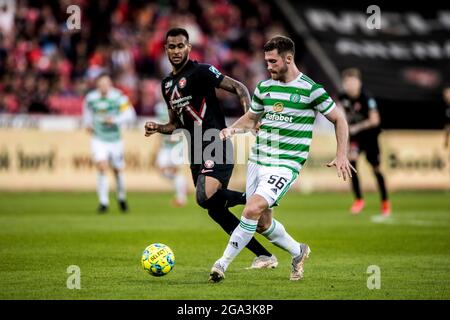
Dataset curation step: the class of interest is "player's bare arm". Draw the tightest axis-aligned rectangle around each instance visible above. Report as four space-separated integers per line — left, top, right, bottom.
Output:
349 109 380 135
218 76 252 112
145 109 179 137
220 111 262 140
324 107 356 181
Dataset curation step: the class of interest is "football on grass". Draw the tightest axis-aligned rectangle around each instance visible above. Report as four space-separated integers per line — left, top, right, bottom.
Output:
141 243 175 276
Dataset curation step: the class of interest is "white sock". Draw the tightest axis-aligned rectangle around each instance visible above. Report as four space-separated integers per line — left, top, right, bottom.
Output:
97 172 109 205
218 216 258 271
115 172 126 201
261 219 300 257
174 174 187 203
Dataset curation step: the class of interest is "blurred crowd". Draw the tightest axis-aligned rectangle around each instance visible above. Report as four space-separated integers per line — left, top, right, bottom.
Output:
0 0 289 116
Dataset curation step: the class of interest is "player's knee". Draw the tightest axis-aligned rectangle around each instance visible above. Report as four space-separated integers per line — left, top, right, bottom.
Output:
196 193 207 209
373 167 382 175
97 162 108 173
196 187 211 209
372 165 381 174
196 175 221 209
243 203 264 220
161 168 175 180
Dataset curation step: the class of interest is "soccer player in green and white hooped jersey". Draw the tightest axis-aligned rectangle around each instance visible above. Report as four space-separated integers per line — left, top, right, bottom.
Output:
209 36 356 282
154 98 188 207
82 74 136 213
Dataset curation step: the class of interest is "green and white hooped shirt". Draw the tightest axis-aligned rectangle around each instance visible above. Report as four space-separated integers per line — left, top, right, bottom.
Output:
249 73 336 174
83 88 133 142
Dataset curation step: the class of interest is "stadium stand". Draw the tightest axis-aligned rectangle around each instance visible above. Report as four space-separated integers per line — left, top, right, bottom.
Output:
0 0 288 116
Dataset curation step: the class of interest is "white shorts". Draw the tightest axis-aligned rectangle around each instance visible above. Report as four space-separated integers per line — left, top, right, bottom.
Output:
246 161 298 208
91 138 124 169
156 145 184 169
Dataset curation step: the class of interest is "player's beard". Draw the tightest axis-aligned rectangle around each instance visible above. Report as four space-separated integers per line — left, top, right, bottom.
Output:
270 63 288 81
170 54 189 70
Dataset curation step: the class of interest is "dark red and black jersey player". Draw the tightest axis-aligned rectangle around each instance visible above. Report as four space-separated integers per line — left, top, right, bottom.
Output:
338 68 391 217
145 28 277 269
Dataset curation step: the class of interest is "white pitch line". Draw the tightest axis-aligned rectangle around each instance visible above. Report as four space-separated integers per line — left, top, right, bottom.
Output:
370 215 450 227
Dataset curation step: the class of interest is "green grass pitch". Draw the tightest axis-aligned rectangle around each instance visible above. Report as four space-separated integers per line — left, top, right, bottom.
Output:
0 191 449 300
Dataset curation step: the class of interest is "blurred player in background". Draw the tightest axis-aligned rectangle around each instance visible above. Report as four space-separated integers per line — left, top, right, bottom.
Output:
443 84 450 149
209 36 354 283
83 74 136 213
339 68 391 217
145 28 277 269
154 98 188 207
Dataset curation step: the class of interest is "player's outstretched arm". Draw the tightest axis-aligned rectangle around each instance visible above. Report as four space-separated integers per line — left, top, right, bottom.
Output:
217 76 251 112
220 111 261 140
145 109 179 137
324 107 356 181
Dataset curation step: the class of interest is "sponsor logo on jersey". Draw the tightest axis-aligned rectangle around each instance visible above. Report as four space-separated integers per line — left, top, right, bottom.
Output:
165 80 172 89
178 77 187 88
273 102 284 112
170 86 193 114
265 112 293 123
204 159 215 169
271 188 278 194
209 66 222 78
95 101 109 110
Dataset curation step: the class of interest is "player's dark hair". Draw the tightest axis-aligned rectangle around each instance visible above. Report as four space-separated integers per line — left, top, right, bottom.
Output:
263 36 295 56
95 72 111 82
342 68 362 80
165 28 189 42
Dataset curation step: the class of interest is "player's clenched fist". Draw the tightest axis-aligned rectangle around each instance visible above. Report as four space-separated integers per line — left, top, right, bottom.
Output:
144 122 159 137
220 127 235 140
